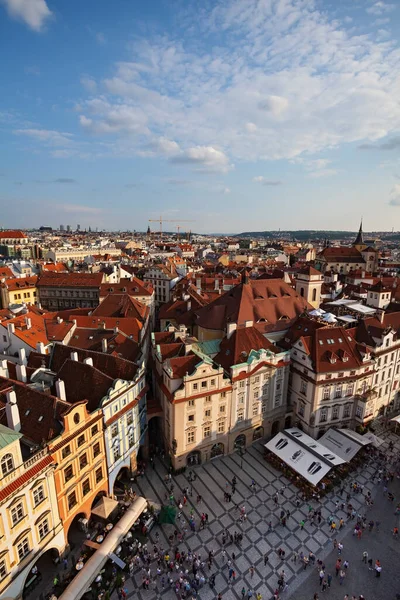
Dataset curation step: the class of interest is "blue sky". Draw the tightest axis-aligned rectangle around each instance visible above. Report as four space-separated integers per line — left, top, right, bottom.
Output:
1 0 400 233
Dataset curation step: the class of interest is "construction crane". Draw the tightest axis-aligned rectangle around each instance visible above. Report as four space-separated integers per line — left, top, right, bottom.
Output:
148 216 195 240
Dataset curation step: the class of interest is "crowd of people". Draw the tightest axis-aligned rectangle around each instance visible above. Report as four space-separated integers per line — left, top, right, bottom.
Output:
113 439 400 600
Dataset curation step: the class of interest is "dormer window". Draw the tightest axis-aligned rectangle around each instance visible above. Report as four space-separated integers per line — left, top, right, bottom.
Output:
343 356 348 362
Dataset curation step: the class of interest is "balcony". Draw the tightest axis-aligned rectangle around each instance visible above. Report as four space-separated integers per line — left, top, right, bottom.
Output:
354 388 378 403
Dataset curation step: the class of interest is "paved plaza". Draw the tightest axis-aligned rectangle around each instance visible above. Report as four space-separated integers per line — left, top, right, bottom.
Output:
111 431 400 600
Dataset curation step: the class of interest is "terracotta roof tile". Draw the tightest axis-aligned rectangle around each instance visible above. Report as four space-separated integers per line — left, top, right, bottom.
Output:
0 230 27 240
0 455 53 503
215 326 279 370
37 272 103 288
93 294 148 322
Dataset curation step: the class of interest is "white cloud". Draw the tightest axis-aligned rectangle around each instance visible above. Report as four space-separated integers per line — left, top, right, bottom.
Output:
245 122 257 133
252 176 282 186
1 0 52 32
366 2 395 16
55 203 102 214
80 76 97 93
258 95 289 117
96 32 106 45
170 146 233 173
389 184 400 206
13 128 74 146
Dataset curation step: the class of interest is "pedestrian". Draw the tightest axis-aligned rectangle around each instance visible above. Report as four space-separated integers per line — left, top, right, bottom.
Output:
362 551 368 564
300 520 305 530
319 569 324 585
241 587 246 598
250 565 255 578
327 573 332 588
339 569 345 585
264 554 269 566
321 579 327 592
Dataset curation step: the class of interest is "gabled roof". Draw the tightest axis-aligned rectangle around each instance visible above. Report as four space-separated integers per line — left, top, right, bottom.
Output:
215 326 278 371
0 230 27 240
167 354 201 379
0 266 14 279
318 246 363 260
56 359 114 411
2 276 38 291
0 423 22 449
93 294 148 322
0 311 53 350
100 277 153 297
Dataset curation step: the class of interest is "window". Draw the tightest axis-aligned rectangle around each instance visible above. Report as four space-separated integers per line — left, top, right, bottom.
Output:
254 376 260 383
343 405 351 418
346 384 353 396
252 403 259 416
237 409 244 422
219 405 226 413
95 467 103 484
17 537 30 561
332 406 339 420
128 428 135 447
300 380 307 395
205 396 212 403
111 424 118 438
262 399 268 415
0 559 7 581
187 430 195 444
218 421 225 434
91 424 99 436
384 355 388 364
127 412 133 426
210 379 216 387
77 434 85 447
79 453 88 469
201 381 207 388
298 402 305 417
1 453 14 476
62 445 71 459
203 426 211 438
238 394 244 405
188 399 195 407
64 465 73 483
356 406 363 418
82 478 90 496
239 381 245 389
334 385 342 399
323 387 330 400
113 444 120 462
38 518 49 540
11 502 24 526
253 390 259 400
205 409 211 417
385 384 389 395
274 395 281 408
319 408 328 423
188 414 195 422
93 442 100 458
192 383 198 392
33 485 45 507
68 491 77 510
220 392 226 399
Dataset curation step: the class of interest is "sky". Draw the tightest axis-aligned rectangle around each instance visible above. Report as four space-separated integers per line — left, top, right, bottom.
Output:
1 0 400 233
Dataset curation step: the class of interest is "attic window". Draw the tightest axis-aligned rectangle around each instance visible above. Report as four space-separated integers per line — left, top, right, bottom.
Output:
343 356 349 362
338 338 343 343
110 288 114 292
319 340 323 345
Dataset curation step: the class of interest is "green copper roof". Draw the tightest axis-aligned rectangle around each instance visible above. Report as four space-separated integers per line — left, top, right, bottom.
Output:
0 424 22 449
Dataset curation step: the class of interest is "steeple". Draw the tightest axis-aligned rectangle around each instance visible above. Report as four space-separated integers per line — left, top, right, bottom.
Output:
353 219 364 247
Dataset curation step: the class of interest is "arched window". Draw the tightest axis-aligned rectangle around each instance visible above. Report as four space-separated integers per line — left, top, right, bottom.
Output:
1 453 14 476
300 287 304 297
312 288 317 302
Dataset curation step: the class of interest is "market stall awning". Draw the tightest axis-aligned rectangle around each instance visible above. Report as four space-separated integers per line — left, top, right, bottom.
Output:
265 433 332 486
285 428 345 466
58 496 147 600
91 496 119 519
362 432 384 447
319 428 366 461
390 414 400 424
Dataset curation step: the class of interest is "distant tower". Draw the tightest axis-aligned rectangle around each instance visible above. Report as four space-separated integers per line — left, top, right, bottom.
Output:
353 219 366 251
77 224 80 231
147 225 151 237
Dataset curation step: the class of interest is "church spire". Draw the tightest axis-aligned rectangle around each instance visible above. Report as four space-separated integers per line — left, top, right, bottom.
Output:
353 219 364 247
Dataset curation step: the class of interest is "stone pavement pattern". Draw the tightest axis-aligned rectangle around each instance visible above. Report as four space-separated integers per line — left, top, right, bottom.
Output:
110 433 400 600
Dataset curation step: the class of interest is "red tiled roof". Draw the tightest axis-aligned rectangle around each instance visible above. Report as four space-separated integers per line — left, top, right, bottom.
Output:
2 276 37 291
100 277 153 297
0 267 14 279
93 293 148 322
318 247 363 259
215 326 279 370
56 359 114 412
37 272 103 288
0 230 27 240
0 454 54 503
42 263 69 273
0 311 52 350
167 354 201 379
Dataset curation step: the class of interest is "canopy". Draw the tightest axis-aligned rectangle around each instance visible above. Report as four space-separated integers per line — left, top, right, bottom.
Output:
319 428 365 461
285 428 345 466
91 496 119 520
58 496 147 600
390 414 400 424
362 432 384 447
265 432 332 486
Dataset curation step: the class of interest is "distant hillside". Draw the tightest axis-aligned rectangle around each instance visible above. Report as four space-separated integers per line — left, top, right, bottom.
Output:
237 230 400 241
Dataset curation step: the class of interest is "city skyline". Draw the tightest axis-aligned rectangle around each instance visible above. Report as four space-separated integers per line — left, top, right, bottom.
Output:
2 0 400 232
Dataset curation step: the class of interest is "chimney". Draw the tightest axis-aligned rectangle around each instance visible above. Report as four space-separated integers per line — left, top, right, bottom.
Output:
70 351 78 361
227 322 237 339
18 347 27 366
215 279 219 290
245 320 253 328
84 357 94 367
0 360 9 378
55 379 67 401
16 364 27 383
7 323 15 335
6 389 20 432
36 341 46 354
114 327 119 334
56 316 63 324
102 338 108 353
25 317 31 330
377 309 385 324
187 300 191 311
